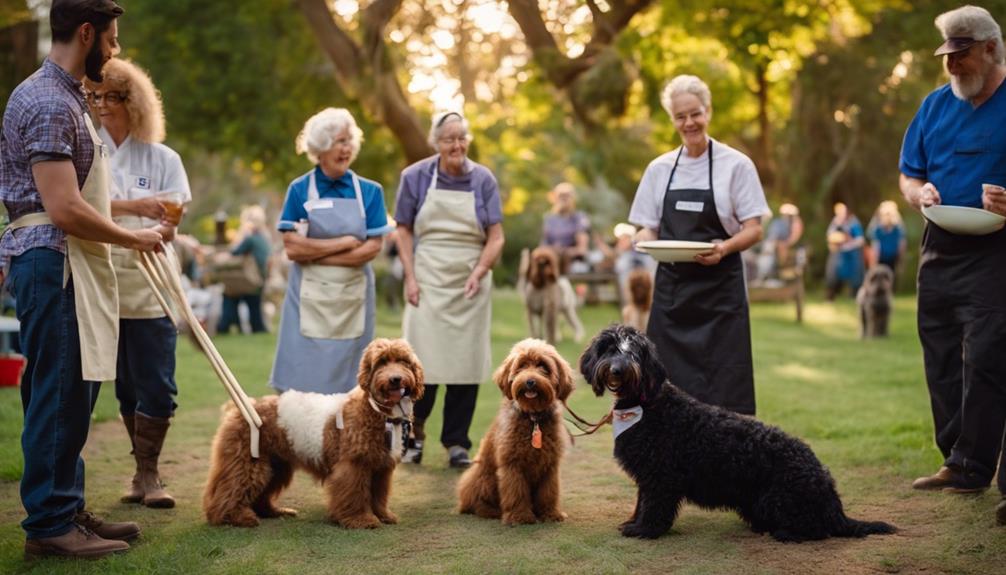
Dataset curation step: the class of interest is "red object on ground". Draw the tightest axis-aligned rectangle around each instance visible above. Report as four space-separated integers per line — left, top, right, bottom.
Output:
0 353 27 387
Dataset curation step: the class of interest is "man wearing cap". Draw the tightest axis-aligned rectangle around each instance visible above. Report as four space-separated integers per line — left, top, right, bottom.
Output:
1 0 163 559
898 4 1006 526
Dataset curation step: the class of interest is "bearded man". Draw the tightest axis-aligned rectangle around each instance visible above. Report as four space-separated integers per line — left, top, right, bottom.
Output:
899 4 1006 526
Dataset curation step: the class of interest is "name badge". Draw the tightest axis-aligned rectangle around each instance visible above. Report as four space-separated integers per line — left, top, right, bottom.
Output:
675 201 704 213
304 198 334 212
135 176 151 190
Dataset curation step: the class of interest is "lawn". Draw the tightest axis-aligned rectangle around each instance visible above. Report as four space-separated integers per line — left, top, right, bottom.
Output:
0 290 1003 574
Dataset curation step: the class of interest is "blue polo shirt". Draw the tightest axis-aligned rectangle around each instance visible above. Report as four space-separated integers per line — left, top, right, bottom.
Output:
900 82 1006 208
278 166 392 237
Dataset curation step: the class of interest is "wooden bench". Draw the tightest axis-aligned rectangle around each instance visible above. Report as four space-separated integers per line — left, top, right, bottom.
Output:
566 271 620 305
746 249 807 323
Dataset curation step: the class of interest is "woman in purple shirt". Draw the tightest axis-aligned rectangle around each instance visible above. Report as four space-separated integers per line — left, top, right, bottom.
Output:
395 111 505 468
541 182 590 273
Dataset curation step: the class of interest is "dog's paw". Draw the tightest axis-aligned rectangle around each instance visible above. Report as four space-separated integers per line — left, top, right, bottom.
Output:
618 519 638 532
539 510 567 523
275 507 298 518
338 514 382 529
502 511 537 526
620 523 664 539
225 511 261 528
376 511 399 525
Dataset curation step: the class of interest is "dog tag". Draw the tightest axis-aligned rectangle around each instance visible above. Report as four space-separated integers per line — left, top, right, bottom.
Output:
531 423 542 449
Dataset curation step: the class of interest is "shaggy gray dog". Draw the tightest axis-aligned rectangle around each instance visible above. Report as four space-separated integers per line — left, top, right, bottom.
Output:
857 265 894 338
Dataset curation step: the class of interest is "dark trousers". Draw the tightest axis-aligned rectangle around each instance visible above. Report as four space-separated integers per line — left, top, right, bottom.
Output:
116 317 178 418
412 384 479 450
919 281 1006 486
217 292 266 334
8 248 100 539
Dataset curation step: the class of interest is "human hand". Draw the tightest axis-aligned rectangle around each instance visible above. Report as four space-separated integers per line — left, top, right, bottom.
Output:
405 276 420 307
634 228 657 244
918 183 940 208
134 196 166 220
128 228 163 252
982 184 1006 216
694 242 726 266
464 270 482 299
282 232 313 263
153 224 176 242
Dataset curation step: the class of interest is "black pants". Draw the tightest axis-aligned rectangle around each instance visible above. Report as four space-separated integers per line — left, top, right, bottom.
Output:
918 226 1006 488
412 384 479 450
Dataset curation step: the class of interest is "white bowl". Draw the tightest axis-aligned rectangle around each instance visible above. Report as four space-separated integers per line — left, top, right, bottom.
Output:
922 204 1006 235
635 240 716 263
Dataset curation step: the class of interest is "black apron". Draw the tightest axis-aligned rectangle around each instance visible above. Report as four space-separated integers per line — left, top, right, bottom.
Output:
645 141 756 415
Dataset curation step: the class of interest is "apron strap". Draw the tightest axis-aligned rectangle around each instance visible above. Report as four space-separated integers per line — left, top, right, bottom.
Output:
307 169 366 219
666 140 714 193
7 211 53 230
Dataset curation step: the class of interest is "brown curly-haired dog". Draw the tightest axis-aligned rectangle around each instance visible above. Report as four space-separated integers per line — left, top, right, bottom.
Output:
203 338 424 528
457 339 574 525
521 246 584 344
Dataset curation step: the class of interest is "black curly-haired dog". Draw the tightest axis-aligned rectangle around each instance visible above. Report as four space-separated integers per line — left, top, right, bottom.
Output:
579 325 896 542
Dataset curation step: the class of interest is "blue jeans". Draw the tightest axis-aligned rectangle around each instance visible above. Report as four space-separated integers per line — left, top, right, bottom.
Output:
217 292 266 334
8 248 100 539
116 317 177 418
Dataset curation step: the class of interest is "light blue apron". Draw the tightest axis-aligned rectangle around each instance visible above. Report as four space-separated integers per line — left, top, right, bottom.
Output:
269 169 375 394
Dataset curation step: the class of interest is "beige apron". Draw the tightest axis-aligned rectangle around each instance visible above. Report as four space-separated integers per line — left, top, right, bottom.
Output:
298 171 368 340
111 214 163 319
402 171 492 384
5 114 119 381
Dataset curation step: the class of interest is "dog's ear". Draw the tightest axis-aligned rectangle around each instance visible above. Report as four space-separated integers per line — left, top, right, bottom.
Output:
493 351 517 400
405 342 425 400
637 331 667 394
552 351 575 401
578 339 598 385
357 338 385 392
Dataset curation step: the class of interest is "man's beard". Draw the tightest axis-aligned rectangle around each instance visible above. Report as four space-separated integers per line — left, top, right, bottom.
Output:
950 73 984 100
84 39 105 83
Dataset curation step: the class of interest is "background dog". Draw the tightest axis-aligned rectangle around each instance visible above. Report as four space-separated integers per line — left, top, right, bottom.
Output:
457 339 574 525
579 325 895 542
203 338 424 528
857 264 894 338
621 268 652 332
518 246 584 344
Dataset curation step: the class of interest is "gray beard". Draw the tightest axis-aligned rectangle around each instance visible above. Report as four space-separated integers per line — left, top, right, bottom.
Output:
950 73 984 101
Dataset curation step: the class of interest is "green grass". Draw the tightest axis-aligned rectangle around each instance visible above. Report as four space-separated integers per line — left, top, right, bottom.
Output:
1 290 1004 574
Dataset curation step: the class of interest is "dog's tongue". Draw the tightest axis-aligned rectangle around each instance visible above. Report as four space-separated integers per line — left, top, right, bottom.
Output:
524 390 538 399
387 388 404 404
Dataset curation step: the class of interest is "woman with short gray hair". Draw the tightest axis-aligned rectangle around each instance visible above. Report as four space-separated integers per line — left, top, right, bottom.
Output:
394 111 505 468
270 108 393 394
629 73 770 416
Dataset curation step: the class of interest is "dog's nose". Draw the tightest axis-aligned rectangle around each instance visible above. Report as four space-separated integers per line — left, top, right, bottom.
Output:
524 379 536 389
389 375 402 387
611 365 623 377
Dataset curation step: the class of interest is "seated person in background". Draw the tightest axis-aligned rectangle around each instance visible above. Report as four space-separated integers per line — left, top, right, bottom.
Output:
541 182 590 274
216 205 272 334
755 202 804 282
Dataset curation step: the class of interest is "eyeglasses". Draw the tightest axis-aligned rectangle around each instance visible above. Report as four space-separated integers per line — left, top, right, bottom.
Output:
87 91 127 105
437 136 468 146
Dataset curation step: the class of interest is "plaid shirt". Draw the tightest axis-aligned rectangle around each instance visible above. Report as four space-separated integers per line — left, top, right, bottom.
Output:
1 58 96 267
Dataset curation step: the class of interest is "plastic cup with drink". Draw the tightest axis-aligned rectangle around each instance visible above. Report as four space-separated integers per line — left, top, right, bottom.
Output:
155 191 186 226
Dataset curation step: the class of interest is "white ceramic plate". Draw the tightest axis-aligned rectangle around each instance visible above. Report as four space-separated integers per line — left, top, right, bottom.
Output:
922 205 1006 235
635 240 716 262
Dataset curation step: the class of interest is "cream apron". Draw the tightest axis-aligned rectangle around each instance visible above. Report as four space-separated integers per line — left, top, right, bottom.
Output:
110 213 163 319
402 170 492 384
5 114 119 381
269 169 375 394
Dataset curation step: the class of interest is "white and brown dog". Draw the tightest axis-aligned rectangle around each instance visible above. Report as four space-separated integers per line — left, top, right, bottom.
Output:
519 246 584 344
203 338 424 528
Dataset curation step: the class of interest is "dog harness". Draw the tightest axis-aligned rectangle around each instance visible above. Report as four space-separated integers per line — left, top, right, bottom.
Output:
368 396 414 459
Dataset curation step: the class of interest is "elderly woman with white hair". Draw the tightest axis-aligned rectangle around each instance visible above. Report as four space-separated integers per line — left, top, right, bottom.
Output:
84 57 191 509
629 74 769 416
394 111 505 468
270 108 392 394
217 205 273 334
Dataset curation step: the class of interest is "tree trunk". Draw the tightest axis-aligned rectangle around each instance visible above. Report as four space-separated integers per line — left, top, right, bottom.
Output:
295 0 432 163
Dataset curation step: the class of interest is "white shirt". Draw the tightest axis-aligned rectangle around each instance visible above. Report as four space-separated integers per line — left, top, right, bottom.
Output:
628 137 770 237
99 127 192 226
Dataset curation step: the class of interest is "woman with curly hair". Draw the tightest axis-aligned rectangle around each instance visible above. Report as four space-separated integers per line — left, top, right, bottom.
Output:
84 57 191 509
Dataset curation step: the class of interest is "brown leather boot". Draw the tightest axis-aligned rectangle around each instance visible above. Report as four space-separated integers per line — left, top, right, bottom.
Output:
121 414 144 504
75 511 141 541
133 413 176 509
24 523 129 559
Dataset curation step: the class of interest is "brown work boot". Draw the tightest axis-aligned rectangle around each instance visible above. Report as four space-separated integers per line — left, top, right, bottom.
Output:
24 523 129 560
912 466 989 493
120 414 143 504
75 511 140 541
134 413 176 508
912 466 957 490
996 497 1006 526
